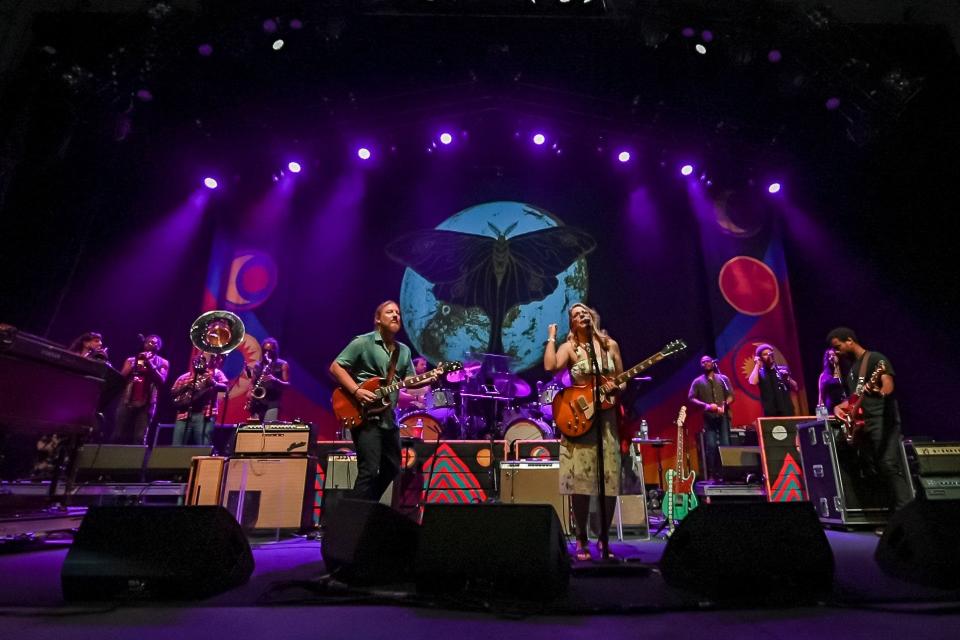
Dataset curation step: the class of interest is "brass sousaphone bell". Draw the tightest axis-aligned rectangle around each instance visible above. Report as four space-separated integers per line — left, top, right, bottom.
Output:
189 310 245 355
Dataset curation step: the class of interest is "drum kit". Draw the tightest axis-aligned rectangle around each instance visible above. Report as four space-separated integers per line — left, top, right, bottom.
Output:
396 352 563 446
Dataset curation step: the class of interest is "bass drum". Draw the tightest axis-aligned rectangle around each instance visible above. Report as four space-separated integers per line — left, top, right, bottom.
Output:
537 382 562 421
398 408 461 441
502 417 554 449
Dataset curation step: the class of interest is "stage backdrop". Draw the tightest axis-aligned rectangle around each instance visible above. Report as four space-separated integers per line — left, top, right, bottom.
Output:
198 161 806 481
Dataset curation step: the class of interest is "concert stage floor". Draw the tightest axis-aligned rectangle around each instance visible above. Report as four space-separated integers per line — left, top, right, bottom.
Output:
1 528 958 639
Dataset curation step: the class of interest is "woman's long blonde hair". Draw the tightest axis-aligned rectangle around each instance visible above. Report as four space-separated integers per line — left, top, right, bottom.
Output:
565 302 610 351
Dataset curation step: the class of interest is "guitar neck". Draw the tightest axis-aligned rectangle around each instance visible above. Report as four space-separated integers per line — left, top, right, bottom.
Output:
614 353 665 386
377 369 439 398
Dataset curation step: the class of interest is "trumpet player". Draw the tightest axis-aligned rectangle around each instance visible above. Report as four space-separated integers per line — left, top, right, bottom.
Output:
171 354 228 445
114 334 169 445
244 337 290 421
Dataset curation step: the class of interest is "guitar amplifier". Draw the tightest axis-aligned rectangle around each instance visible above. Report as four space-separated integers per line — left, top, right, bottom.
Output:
222 456 317 531
499 460 569 535
904 441 960 500
797 418 896 525
756 416 812 502
186 456 227 505
233 421 317 456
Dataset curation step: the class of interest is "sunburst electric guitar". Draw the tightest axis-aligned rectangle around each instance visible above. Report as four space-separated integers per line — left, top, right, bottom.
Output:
331 361 462 430
835 360 887 445
552 339 687 437
663 406 697 534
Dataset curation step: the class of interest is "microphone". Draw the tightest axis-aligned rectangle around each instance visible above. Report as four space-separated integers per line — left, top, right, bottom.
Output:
137 333 145 343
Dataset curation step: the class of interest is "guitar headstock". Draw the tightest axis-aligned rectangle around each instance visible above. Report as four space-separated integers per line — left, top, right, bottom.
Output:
435 361 463 375
660 339 688 359
676 405 687 427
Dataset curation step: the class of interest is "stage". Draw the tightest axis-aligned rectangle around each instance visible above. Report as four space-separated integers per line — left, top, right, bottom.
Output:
1 527 958 639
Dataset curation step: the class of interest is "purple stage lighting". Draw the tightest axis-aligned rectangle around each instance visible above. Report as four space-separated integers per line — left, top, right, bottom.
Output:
287 161 302 174
768 182 782 194
680 164 694 176
357 147 372 160
197 43 213 57
203 177 218 190
439 132 453 145
768 49 782 63
701 30 714 43
532 133 546 146
681 27 695 38
617 151 631 163
290 19 303 30
825 97 841 111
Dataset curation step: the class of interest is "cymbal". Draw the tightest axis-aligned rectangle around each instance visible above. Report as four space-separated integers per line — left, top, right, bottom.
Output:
492 373 531 398
551 369 572 388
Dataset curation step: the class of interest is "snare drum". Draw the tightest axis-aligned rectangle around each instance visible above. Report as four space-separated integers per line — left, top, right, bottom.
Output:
502 417 553 448
398 408 461 441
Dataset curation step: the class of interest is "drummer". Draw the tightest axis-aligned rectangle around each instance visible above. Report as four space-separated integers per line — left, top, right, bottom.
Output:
397 356 432 411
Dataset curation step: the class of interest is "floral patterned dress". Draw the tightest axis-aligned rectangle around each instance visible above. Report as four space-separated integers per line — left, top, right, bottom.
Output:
558 347 621 496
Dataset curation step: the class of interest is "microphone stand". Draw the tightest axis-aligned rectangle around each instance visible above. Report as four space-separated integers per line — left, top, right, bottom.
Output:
585 324 611 561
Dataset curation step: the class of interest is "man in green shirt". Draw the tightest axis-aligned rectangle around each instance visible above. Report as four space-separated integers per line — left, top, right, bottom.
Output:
329 300 434 501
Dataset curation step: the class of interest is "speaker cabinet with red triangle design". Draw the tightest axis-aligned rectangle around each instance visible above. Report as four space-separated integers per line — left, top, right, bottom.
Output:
755 417 812 502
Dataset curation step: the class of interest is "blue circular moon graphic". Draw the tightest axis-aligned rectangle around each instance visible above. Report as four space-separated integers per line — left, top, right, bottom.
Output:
398 201 590 372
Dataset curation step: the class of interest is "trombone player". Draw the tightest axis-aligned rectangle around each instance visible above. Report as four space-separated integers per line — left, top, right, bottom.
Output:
244 337 291 421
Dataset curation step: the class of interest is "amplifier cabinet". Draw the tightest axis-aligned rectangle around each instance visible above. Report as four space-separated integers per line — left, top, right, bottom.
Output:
904 441 960 500
233 422 317 456
222 456 317 531
797 419 894 525
499 461 570 535
186 456 227 506
756 416 812 502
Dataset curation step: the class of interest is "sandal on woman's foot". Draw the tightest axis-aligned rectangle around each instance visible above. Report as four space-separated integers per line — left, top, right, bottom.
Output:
574 543 591 562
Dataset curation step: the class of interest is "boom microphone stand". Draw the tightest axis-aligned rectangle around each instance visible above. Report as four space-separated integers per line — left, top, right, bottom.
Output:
584 320 611 561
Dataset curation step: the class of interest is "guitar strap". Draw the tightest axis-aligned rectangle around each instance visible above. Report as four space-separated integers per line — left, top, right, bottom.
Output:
855 351 871 390
384 346 400 386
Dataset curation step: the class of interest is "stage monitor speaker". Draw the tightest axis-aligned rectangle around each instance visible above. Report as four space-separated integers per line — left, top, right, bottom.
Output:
875 500 960 589
61 505 253 600
186 456 227 506
145 445 213 481
415 503 569 600
660 502 834 603
321 498 419 585
74 444 148 482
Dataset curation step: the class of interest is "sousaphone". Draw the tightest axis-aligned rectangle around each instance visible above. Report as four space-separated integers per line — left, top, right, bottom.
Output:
189 310 245 355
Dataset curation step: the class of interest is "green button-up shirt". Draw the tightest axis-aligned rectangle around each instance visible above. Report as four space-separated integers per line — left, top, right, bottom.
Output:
335 330 413 429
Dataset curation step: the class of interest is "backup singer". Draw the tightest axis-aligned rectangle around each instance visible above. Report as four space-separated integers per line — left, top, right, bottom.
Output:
544 302 623 562
329 301 435 501
171 355 228 445
818 347 846 414
114 334 169 445
244 337 291 421
687 355 734 482
747 343 797 417
827 327 913 513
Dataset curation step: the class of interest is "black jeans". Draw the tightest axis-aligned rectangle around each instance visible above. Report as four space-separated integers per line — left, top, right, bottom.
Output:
113 403 153 445
861 412 913 510
350 423 401 502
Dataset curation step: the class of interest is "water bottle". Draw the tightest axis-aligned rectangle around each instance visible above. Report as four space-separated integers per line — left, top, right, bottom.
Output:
639 419 649 440
815 403 828 421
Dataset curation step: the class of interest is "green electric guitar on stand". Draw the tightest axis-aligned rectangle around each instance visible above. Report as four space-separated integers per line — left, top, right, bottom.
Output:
663 405 697 535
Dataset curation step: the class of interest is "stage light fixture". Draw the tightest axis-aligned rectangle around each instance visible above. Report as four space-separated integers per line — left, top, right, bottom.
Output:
197 44 213 57
681 27 695 38
617 151 631 163
695 44 707 55
701 30 714 43
203 177 219 190
439 132 453 145
287 162 302 174
768 182 782 194
681 164 694 176
533 133 546 145
272 39 285 51
768 50 782 63
357 147 372 160
825 97 841 111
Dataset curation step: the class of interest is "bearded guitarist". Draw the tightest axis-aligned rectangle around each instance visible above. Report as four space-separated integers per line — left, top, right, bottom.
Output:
827 327 913 517
544 302 624 561
329 300 436 501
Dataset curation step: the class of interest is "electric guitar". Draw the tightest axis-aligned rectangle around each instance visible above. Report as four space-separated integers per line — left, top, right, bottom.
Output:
663 405 696 534
331 361 462 430
835 360 887 445
552 339 687 437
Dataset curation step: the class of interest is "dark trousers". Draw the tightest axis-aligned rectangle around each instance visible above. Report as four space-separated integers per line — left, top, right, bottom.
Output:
113 403 153 445
702 415 731 480
350 423 401 502
862 412 913 510
172 413 214 445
